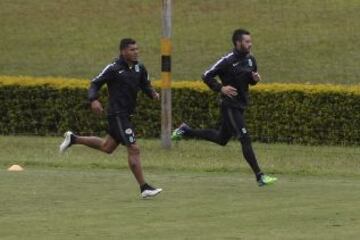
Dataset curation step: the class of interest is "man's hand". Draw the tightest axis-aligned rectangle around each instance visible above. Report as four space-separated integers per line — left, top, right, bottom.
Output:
152 92 160 101
221 85 238 98
91 100 104 115
252 71 261 82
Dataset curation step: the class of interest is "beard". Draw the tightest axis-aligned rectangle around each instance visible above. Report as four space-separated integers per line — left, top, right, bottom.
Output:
240 45 251 53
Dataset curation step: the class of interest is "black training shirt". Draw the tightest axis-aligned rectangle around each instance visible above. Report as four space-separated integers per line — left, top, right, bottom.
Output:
88 57 156 116
202 49 258 109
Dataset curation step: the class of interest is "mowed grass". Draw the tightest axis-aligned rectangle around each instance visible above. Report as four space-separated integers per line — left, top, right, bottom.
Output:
0 0 359 84
0 136 360 239
1 169 360 240
0 136 360 176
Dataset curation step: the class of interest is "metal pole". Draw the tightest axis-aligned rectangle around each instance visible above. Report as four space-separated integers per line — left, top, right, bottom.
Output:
161 0 172 149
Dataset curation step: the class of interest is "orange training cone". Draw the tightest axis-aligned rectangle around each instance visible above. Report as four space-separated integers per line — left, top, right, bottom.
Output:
7 164 24 172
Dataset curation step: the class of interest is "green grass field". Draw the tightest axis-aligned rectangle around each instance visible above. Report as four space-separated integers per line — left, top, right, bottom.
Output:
1 136 360 239
1 0 359 84
1 1 359 238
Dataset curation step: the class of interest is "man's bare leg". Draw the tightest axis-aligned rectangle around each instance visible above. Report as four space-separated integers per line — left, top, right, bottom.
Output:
126 143 145 185
74 135 118 154
60 131 118 154
126 143 162 198
60 132 161 198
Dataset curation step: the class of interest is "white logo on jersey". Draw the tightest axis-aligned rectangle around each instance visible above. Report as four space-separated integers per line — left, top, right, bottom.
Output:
118 70 124 74
232 62 240 67
135 64 140 72
125 128 133 134
248 59 253 67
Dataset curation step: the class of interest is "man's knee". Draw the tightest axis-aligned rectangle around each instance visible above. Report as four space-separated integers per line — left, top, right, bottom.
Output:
127 144 140 170
215 132 231 146
127 144 140 155
217 138 229 146
102 145 115 154
101 138 118 154
238 133 252 147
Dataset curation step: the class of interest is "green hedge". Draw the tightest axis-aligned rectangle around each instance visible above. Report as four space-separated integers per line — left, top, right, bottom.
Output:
0 82 360 145
247 89 360 145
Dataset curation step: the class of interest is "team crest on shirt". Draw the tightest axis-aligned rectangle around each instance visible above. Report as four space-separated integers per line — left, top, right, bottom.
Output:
125 128 133 134
248 59 253 67
134 64 140 72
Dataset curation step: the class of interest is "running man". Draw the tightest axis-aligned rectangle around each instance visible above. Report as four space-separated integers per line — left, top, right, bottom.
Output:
172 29 277 186
59 38 162 198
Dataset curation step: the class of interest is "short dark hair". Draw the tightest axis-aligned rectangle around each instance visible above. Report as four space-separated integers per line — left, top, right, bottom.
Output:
119 38 136 50
232 29 250 46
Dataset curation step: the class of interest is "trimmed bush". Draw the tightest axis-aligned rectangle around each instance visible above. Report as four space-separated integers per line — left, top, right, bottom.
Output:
1 76 360 145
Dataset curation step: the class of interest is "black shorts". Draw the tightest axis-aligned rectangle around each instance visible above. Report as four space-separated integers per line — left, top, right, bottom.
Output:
107 115 136 146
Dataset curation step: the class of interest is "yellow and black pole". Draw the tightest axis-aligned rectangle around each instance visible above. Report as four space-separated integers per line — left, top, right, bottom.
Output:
161 0 172 149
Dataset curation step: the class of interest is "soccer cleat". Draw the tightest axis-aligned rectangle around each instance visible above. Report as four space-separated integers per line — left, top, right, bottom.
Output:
141 183 162 199
59 131 75 153
171 123 190 141
257 175 277 186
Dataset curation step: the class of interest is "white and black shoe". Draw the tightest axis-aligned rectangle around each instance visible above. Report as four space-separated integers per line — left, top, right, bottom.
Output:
59 131 75 153
140 183 162 199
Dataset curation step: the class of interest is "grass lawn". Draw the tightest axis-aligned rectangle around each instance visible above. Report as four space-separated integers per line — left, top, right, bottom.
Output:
0 136 360 239
1 137 359 177
1 169 359 240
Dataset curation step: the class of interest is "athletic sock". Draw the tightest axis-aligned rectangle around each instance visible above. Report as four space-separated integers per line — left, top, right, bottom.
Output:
70 134 77 144
140 183 151 192
256 172 264 181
